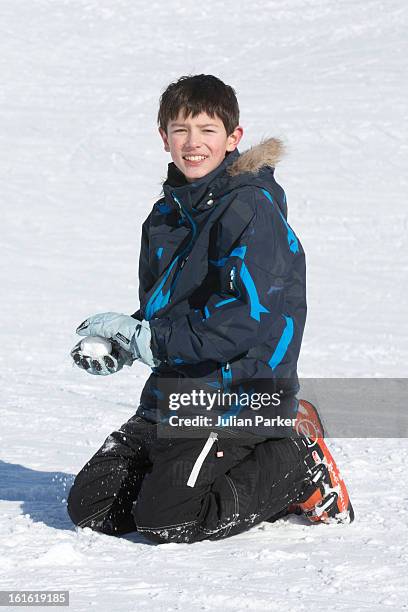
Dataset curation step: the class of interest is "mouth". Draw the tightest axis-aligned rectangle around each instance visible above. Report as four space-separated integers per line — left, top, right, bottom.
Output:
182 154 208 166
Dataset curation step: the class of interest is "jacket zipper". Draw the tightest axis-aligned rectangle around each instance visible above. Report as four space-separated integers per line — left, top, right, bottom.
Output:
221 362 232 391
174 195 185 220
220 265 237 391
171 193 197 271
151 193 197 305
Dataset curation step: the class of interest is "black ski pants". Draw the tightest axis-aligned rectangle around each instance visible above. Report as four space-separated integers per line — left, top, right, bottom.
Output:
67 413 310 544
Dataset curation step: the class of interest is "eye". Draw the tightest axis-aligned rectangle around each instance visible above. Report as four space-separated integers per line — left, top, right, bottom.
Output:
203 129 216 133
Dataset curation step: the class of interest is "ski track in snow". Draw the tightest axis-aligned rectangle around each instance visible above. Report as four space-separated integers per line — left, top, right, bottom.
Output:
1 0 407 610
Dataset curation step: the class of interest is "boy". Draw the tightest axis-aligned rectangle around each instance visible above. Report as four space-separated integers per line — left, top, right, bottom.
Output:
67 75 354 543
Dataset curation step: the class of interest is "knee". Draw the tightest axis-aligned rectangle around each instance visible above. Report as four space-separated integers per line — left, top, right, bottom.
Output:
67 484 113 534
132 499 199 544
66 474 111 532
66 479 91 528
67 483 84 527
134 520 199 544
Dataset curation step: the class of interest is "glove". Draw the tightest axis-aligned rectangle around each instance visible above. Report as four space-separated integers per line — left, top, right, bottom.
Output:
75 312 160 368
71 338 134 376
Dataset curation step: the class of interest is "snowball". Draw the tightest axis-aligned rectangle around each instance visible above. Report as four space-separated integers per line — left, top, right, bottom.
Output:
80 336 112 357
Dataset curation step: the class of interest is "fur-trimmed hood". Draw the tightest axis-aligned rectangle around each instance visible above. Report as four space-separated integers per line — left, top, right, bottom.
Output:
227 137 285 177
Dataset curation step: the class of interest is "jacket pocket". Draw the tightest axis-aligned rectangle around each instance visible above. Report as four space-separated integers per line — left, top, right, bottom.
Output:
186 432 218 488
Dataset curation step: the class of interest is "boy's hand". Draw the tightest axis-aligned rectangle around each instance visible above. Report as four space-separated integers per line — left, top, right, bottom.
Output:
75 312 160 368
70 339 133 376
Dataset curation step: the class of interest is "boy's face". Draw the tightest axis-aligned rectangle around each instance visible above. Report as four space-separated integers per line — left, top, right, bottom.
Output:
159 110 243 183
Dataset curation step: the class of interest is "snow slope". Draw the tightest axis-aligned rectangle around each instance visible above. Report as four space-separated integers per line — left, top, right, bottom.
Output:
1 0 407 610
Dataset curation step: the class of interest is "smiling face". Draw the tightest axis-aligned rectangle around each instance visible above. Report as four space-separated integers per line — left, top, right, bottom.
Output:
159 110 243 182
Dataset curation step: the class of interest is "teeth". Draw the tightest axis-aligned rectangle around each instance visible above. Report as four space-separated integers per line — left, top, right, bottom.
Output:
184 155 207 161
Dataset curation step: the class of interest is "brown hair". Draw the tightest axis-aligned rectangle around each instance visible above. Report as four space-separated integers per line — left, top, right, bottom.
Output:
157 74 240 136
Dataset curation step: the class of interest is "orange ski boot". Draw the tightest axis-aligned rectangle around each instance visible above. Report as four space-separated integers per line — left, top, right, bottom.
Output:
290 400 354 524
296 435 354 524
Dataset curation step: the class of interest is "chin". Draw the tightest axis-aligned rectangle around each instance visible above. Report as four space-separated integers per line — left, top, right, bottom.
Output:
185 162 218 179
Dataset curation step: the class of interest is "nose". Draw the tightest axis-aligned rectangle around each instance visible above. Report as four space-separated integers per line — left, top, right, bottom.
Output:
184 131 202 149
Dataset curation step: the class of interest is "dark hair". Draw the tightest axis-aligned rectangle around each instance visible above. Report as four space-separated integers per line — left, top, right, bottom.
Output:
158 74 240 136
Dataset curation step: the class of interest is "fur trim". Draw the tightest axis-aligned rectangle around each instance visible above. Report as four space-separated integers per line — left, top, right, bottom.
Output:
227 137 285 177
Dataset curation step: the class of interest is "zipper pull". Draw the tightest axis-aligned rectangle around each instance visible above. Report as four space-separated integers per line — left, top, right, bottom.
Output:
215 436 224 458
221 362 232 392
229 267 236 292
172 192 185 218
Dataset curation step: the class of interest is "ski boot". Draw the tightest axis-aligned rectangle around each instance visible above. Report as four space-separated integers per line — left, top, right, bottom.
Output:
294 435 354 524
290 400 354 524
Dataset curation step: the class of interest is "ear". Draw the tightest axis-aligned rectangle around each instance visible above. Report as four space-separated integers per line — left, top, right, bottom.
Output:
158 127 170 152
226 126 244 152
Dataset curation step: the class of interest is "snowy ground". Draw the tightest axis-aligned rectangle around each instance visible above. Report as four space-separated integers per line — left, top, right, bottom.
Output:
1 0 407 610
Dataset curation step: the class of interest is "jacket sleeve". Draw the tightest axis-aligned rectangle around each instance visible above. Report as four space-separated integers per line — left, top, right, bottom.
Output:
139 211 156 300
130 210 155 320
149 188 303 365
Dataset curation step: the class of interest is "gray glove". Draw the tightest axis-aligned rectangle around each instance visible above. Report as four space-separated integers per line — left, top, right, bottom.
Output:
75 312 160 368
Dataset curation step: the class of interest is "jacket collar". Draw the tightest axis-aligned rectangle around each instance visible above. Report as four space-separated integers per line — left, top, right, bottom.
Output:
162 149 240 213
161 137 286 214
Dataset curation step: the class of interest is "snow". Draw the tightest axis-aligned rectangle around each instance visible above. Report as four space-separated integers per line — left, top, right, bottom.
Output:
1 0 407 610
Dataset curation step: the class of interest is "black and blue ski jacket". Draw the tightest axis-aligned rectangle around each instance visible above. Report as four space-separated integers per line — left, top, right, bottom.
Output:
133 139 307 425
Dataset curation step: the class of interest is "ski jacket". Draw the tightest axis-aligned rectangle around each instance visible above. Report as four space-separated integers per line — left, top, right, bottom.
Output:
133 138 307 425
